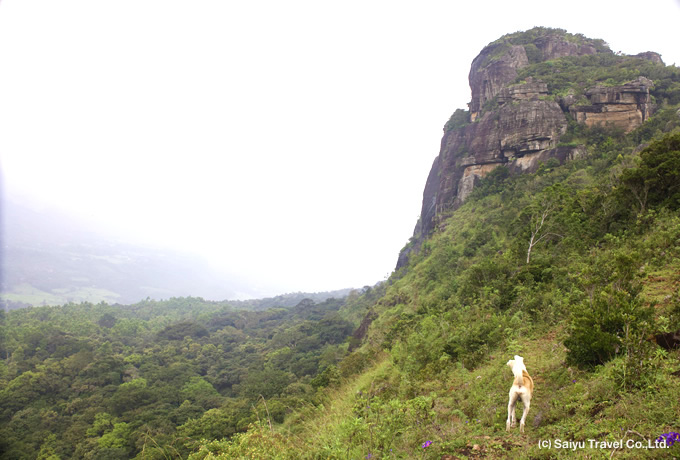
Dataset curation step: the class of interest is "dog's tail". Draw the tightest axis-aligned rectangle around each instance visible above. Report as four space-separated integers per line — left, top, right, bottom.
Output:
522 369 534 393
512 357 526 387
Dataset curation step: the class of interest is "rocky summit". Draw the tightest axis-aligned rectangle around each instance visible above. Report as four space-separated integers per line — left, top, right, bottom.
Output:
397 27 668 268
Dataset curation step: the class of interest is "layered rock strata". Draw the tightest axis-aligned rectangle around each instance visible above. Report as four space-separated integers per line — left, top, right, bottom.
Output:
440 86 567 212
570 77 654 133
397 77 569 268
468 36 597 121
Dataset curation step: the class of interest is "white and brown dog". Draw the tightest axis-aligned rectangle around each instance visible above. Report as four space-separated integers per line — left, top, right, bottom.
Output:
506 355 534 433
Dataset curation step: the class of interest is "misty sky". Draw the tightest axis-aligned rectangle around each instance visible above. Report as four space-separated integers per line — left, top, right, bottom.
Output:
1 0 679 298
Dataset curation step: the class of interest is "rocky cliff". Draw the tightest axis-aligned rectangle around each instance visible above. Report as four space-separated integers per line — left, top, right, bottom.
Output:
468 34 598 121
397 28 665 269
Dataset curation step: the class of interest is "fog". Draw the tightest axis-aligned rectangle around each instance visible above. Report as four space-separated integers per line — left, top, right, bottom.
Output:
2 0 679 303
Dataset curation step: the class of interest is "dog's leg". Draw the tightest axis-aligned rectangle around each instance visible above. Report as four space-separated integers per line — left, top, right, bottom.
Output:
519 393 531 433
506 389 518 431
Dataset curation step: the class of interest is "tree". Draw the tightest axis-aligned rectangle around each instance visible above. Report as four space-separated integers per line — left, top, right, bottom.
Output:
97 313 118 329
157 321 209 341
98 422 131 450
524 187 565 264
238 369 293 400
110 378 150 414
177 407 239 442
619 132 680 213
181 377 222 409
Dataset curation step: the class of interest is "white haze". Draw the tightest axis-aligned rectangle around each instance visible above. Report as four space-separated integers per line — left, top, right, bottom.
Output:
1 0 679 298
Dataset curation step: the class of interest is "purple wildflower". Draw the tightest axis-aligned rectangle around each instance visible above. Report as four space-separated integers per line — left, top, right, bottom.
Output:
421 440 432 448
657 432 680 447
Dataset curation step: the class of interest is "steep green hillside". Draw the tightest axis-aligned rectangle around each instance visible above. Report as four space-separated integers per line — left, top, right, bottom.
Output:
182 124 680 460
182 31 680 459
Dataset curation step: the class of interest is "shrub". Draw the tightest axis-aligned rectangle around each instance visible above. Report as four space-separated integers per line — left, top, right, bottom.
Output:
444 109 470 132
565 251 654 381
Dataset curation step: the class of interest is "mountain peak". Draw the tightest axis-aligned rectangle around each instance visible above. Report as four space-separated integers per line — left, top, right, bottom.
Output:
397 28 672 269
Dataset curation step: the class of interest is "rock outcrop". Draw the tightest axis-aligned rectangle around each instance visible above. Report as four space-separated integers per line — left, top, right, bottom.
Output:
635 51 664 65
533 34 597 60
439 85 567 212
397 30 603 269
467 34 598 121
397 28 669 269
468 44 529 120
570 77 654 133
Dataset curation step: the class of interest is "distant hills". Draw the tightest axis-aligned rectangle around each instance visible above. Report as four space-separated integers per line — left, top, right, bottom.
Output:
1 195 351 309
227 288 355 311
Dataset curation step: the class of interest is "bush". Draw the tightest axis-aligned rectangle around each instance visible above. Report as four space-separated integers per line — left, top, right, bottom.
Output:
565 250 654 379
187 422 298 460
310 365 340 389
618 131 680 212
444 109 470 132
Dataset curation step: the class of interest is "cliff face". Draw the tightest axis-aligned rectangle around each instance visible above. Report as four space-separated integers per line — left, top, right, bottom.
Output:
439 80 568 212
397 28 660 269
468 44 529 120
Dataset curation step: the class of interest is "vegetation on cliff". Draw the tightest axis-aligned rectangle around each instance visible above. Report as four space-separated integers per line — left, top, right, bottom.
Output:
514 52 680 104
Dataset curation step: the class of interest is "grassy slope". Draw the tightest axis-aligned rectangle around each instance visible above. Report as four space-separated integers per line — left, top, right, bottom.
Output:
191 336 679 459
188 124 680 459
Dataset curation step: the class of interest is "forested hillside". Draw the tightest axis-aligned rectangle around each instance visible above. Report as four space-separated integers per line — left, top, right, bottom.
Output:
0 290 388 458
2 27 680 459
